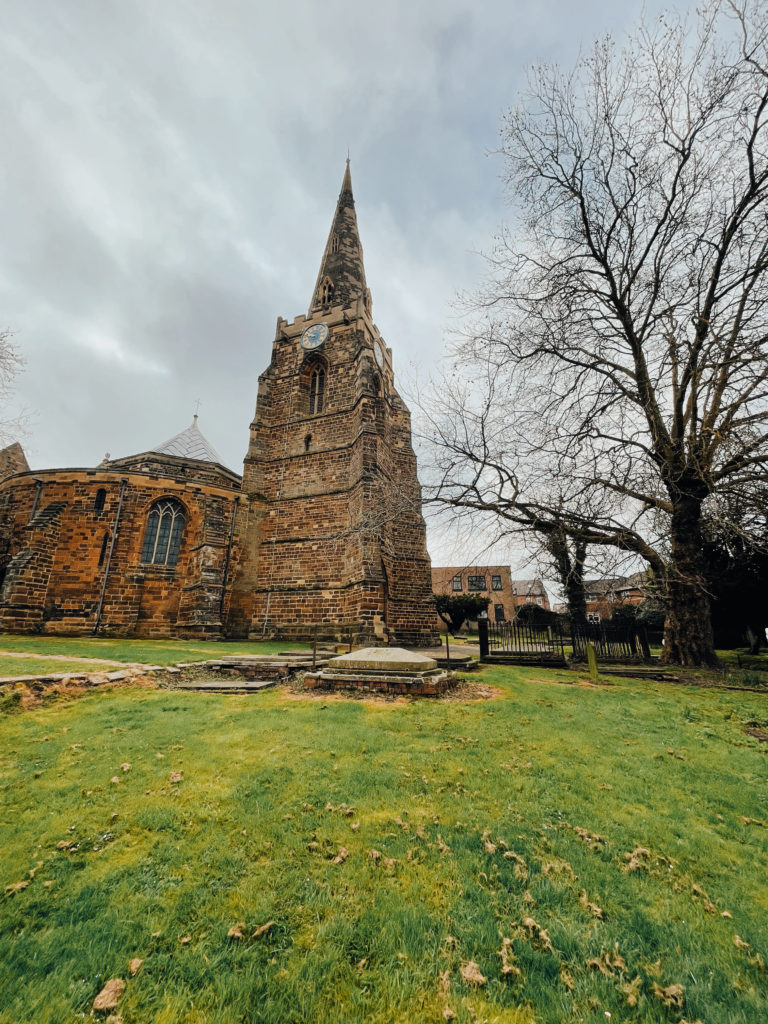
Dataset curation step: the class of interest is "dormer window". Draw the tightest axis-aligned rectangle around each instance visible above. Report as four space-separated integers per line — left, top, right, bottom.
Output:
320 278 335 305
309 368 326 415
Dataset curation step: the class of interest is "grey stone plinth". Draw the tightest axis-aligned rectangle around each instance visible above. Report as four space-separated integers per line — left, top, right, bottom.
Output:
327 647 438 673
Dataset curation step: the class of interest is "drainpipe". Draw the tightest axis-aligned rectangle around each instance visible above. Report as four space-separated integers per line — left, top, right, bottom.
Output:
218 495 240 625
93 479 127 634
29 479 43 522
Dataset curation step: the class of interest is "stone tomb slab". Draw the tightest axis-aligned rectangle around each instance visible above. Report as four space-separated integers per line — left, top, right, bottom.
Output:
303 646 456 697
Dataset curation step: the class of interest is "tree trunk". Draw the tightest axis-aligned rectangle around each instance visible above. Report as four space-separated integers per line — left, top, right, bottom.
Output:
547 530 588 626
662 499 717 667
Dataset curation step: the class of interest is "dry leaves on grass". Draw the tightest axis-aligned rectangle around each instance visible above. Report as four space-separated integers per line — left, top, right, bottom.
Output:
622 975 642 1007
169 771 183 784
93 978 125 1011
586 943 626 976
128 958 142 976
652 982 685 1009
252 920 275 939
519 917 553 953
541 857 574 881
574 826 606 851
623 846 651 871
332 846 350 864
733 934 766 969
437 834 450 854
481 829 497 854
460 961 487 986
579 890 605 919
368 849 381 862
739 815 767 828
499 938 521 978
503 851 528 879
228 923 246 940
120 763 131 772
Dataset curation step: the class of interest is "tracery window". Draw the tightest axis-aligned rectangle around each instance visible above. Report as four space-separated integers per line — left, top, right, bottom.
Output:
140 499 185 567
309 367 326 415
320 277 335 305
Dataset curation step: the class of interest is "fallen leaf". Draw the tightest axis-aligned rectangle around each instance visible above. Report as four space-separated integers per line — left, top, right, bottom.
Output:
121 763 131 773
93 978 125 1011
369 849 381 862
587 943 626 975
622 975 642 1007
734 934 751 951
579 890 605 919
301 802 314 811
437 834 450 854
624 846 651 871
384 857 397 869
333 847 349 864
180 935 191 945
522 890 535 905
56 840 76 851
652 982 685 1009
252 920 275 939
559 966 574 990
169 771 183 784
481 829 497 854
110 776 121 785
128 958 142 976
721 909 733 918
228 923 245 940
520 917 553 952
499 937 521 977
4 879 29 895
155 753 165 759
351 822 360 831
460 960 487 986
503 851 528 879
442 1008 456 1021
574 826 606 849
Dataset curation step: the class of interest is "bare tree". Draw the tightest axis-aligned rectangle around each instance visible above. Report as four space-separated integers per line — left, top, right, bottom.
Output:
0 329 23 448
425 1 768 666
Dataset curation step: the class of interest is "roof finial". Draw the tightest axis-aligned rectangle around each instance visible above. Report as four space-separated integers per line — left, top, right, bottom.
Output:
193 397 201 424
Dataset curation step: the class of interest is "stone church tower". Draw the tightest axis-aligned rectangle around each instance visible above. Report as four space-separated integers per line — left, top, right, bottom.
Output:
227 162 437 644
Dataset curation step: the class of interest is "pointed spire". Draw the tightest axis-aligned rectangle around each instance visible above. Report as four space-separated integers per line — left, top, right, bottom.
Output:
309 160 370 315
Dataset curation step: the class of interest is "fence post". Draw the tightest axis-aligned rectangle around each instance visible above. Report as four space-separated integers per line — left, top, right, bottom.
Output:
587 641 600 683
478 616 489 660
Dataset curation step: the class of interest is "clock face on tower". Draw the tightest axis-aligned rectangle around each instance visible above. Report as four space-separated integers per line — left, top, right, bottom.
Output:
300 323 329 351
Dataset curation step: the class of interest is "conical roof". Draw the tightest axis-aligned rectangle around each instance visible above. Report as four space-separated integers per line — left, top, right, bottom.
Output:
309 159 369 314
151 415 224 464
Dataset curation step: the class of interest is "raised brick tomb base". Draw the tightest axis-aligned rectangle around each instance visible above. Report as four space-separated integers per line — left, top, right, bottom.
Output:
303 647 456 697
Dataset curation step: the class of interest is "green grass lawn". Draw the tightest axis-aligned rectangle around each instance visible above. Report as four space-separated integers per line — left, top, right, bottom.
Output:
0 634 308 666
1 667 767 1024
0 657 127 678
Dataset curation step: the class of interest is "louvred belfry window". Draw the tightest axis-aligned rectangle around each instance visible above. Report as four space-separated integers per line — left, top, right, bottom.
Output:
320 278 335 304
141 499 185 566
309 367 326 415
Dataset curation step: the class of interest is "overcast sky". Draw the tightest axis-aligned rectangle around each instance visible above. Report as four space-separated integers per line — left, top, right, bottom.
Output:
1 0 673 576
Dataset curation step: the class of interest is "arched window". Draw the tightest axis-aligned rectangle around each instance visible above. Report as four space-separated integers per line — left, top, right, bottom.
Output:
331 234 340 253
98 532 109 567
140 499 185 567
94 488 106 513
309 367 326 415
320 277 335 305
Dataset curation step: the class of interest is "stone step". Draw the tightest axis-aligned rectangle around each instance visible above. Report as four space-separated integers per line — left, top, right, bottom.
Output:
174 679 278 693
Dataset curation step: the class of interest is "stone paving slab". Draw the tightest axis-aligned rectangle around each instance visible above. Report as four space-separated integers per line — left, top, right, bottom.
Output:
175 679 277 692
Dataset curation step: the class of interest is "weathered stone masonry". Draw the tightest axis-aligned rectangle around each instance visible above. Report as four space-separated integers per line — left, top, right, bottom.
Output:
0 164 437 643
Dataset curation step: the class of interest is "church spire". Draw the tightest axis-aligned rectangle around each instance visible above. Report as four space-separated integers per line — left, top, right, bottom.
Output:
309 159 370 315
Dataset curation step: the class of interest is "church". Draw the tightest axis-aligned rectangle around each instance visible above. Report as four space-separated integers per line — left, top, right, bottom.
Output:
0 165 438 645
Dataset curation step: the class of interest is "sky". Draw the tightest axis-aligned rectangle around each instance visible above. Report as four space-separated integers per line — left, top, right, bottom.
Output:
1 0 672 580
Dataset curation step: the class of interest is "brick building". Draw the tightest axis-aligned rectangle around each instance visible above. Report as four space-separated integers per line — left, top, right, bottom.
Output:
432 565 550 624
0 164 437 643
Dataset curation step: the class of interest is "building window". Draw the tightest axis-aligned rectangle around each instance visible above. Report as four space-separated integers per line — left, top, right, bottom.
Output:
467 575 487 591
494 604 505 622
98 532 109 567
536 596 542 605
309 368 325 415
452 575 462 592
304 434 312 452
491 574 502 591
331 234 340 253
141 499 185 567
320 277 335 305
587 612 601 623
94 488 106 513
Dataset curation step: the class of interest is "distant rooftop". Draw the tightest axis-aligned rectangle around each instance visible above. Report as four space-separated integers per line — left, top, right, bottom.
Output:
151 415 225 465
